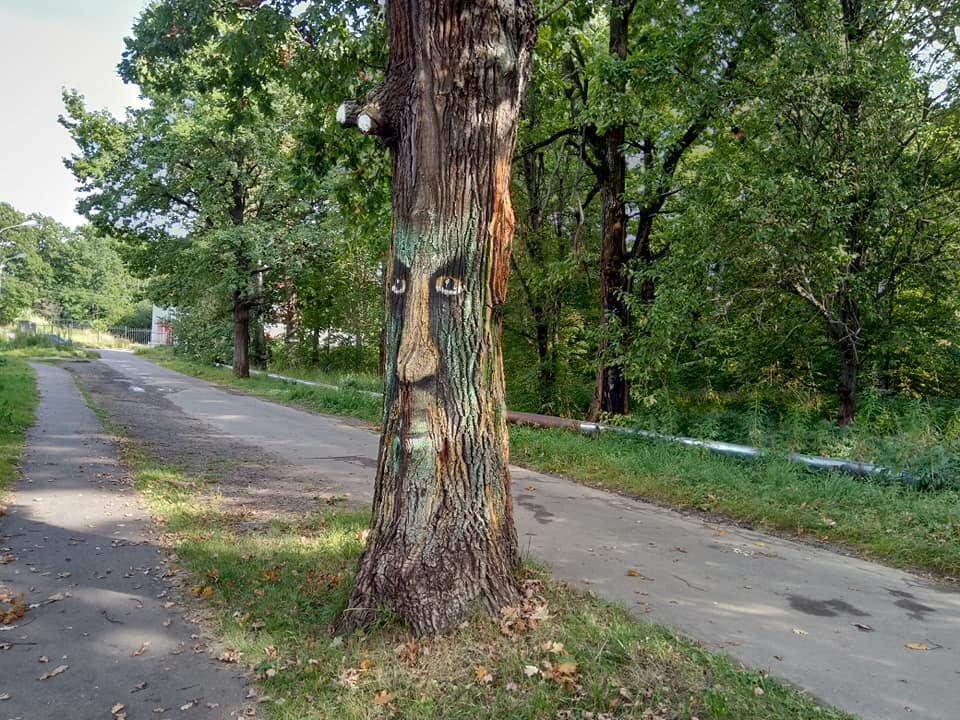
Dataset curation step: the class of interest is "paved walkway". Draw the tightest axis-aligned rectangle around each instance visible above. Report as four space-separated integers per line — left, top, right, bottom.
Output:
89 352 960 718
0 363 253 719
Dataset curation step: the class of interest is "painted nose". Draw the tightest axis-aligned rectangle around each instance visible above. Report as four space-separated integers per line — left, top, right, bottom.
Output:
396 274 439 384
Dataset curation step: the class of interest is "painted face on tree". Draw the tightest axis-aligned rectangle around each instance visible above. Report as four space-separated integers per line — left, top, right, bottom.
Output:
387 250 470 450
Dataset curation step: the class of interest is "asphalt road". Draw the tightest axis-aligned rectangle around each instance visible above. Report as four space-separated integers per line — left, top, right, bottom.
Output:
0 363 253 720
76 352 960 717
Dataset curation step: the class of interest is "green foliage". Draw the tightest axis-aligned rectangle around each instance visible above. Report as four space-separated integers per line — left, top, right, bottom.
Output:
630 0 960 420
0 353 36 494
0 203 140 326
113 299 154 329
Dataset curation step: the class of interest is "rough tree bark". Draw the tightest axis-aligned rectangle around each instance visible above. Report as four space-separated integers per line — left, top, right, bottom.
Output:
228 176 251 378
336 0 535 635
587 0 632 419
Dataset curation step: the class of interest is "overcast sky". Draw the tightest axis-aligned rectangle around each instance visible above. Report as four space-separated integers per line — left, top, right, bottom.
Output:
0 0 148 228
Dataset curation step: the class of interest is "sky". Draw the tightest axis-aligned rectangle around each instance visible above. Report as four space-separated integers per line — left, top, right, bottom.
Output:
0 0 149 228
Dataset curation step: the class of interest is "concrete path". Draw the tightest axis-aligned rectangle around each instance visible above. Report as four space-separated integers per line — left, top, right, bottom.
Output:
92 351 960 719
0 363 253 719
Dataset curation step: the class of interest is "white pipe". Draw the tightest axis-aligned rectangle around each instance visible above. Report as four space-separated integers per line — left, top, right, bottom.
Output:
212 363 915 484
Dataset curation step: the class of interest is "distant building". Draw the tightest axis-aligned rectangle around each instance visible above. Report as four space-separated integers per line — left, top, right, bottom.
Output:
151 306 175 345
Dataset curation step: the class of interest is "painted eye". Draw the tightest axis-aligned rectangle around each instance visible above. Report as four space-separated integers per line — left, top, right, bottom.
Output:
434 275 465 296
390 277 406 295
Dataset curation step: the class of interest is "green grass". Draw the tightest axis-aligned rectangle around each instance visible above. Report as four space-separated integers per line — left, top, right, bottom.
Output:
629 387 960 490
97 419 850 720
138 346 383 422
0 331 98 360
0 354 37 495
137 349 960 578
510 426 960 576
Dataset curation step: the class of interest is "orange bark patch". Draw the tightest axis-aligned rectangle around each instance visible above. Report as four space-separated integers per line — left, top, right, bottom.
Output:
488 156 516 306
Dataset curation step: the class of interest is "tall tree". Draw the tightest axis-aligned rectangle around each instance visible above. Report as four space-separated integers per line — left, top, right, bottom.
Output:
337 0 535 634
694 0 960 423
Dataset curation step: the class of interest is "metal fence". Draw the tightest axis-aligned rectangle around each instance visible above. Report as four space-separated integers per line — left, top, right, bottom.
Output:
11 320 152 347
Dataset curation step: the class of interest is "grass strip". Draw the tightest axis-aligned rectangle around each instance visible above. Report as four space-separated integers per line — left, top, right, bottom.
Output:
137 349 960 578
91 405 849 720
0 354 37 495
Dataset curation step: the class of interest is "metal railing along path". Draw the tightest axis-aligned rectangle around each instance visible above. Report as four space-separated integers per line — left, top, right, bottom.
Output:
210 364 915 485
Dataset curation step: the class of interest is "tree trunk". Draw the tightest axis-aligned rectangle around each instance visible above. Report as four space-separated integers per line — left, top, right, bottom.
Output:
250 310 267 370
283 278 297 349
838 338 858 425
228 175 250 378
588 1 631 420
232 292 250 378
336 0 535 636
310 326 320 367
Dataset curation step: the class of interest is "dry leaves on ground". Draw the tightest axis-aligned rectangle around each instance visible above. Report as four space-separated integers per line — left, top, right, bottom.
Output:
220 648 242 663
373 690 395 706
131 642 150 657
37 664 69 680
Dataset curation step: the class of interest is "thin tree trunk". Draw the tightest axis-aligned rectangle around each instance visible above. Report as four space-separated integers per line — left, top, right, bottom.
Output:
250 310 267 370
337 0 535 635
283 278 297 349
232 292 250 378
838 338 858 425
310 326 320 367
589 1 630 420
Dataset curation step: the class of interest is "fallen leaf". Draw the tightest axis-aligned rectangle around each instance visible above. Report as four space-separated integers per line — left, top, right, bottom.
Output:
822 517 837 527
474 665 493 684
131 642 150 657
112 703 125 714
38 655 48 663
852 623 874 632
336 668 361 688
627 568 642 577
373 690 395 705
905 642 933 651
180 701 194 710
541 641 565 654
46 593 67 603
264 668 277 679
0 554 16 564
38 664 69 680
219 648 241 663
0 693 9 701
523 665 540 677
131 681 148 693
754 687 764 697
792 628 808 636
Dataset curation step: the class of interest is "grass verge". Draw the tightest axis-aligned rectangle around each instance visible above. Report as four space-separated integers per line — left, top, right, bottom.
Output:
88 402 849 720
0 331 98 360
0 354 37 495
136 349 960 578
